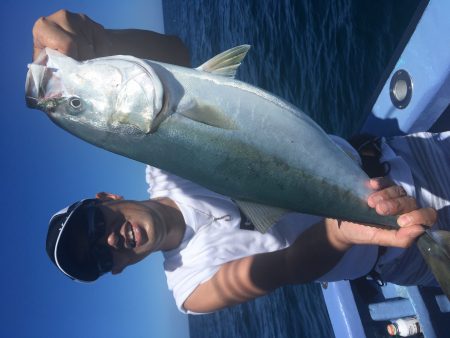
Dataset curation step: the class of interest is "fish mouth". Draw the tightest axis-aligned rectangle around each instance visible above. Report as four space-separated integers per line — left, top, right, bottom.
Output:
25 49 49 108
25 65 50 109
25 48 73 111
25 96 39 109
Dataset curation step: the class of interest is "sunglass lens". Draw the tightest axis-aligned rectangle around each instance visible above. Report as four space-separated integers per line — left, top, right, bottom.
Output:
87 206 106 240
85 203 112 274
93 245 113 273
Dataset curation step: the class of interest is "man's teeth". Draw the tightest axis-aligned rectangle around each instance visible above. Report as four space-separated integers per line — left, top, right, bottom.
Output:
127 222 136 248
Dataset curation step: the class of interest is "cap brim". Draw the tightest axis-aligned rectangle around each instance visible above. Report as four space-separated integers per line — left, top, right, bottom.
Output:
53 201 100 282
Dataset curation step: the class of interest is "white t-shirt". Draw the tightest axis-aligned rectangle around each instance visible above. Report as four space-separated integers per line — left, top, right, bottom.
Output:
146 136 386 314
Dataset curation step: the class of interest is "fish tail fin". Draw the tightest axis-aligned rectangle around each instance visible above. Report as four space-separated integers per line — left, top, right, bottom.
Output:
417 230 450 300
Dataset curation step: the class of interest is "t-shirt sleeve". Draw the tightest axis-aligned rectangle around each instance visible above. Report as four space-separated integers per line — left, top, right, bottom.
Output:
146 165 201 198
163 220 288 314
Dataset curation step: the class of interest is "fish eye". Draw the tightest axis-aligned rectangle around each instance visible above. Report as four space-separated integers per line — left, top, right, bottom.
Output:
70 97 82 109
67 96 84 114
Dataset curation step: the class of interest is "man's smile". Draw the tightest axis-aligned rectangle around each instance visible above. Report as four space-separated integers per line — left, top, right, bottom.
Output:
126 222 136 248
122 221 144 249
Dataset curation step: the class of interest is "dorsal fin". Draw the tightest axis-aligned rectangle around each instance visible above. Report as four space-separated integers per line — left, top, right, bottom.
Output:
195 45 250 78
234 199 290 233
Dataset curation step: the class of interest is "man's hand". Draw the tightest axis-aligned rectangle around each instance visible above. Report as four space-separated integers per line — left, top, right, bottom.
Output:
332 177 437 249
32 9 190 65
33 9 109 61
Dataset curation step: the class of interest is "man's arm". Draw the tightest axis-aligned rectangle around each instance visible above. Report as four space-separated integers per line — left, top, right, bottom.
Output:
32 9 190 66
106 29 190 66
184 179 437 313
183 218 345 313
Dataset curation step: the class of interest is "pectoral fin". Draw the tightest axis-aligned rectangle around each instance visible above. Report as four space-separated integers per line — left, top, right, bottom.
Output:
179 101 237 130
234 199 290 233
196 45 250 78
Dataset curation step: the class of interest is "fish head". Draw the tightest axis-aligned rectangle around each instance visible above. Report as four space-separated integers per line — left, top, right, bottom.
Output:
25 48 164 142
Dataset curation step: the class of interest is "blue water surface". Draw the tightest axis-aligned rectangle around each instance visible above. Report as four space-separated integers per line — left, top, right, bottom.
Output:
163 1 421 337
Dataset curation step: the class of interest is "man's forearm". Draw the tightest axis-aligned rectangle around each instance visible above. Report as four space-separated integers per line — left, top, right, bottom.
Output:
283 219 351 284
106 29 191 66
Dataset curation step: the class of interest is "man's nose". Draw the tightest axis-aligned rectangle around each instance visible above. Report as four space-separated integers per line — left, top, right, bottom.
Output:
107 232 119 249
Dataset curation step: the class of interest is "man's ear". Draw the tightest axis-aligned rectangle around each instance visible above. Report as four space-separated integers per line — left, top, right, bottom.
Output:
96 192 124 201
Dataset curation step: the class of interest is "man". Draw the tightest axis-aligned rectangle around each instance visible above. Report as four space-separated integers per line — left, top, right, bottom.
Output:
46 163 436 314
36 10 443 314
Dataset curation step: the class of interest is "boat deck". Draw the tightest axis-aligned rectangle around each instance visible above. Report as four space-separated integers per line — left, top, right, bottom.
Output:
323 0 450 336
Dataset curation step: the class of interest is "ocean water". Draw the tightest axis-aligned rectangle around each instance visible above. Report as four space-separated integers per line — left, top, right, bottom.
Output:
163 1 421 337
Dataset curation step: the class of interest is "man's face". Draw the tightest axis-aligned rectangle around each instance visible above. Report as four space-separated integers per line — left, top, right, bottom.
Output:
96 199 168 275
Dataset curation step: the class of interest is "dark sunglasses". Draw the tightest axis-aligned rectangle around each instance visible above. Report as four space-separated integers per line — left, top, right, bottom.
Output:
72 199 113 275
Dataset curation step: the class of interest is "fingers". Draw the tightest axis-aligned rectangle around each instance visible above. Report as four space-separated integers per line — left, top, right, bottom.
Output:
365 207 436 248
337 220 426 248
369 177 395 191
375 196 417 216
33 15 77 59
51 11 95 60
368 183 407 206
373 224 426 248
397 208 437 227
32 9 107 61
68 13 106 60
96 192 124 200
367 178 419 216
340 177 438 249
367 177 438 227
368 184 413 215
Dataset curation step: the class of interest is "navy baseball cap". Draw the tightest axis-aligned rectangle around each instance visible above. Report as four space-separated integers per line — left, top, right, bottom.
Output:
46 198 112 282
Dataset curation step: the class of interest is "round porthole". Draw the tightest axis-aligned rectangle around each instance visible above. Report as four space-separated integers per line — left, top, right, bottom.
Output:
390 69 413 109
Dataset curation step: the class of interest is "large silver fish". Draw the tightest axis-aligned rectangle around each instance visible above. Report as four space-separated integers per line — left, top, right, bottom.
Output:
25 46 450 295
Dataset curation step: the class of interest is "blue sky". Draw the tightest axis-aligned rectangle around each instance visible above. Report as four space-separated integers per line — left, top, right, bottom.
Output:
1 1 189 337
